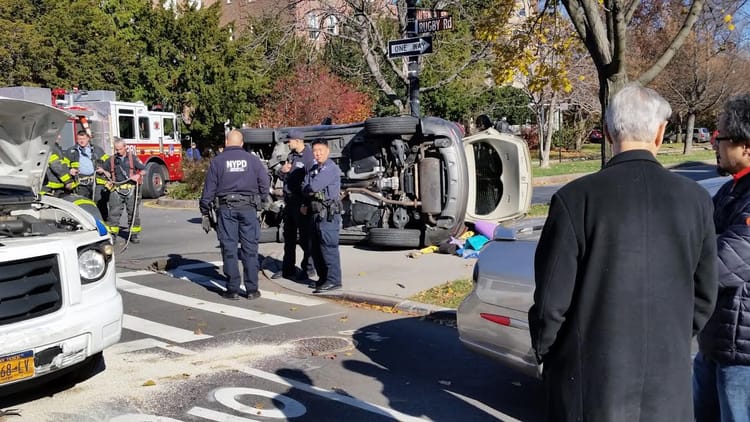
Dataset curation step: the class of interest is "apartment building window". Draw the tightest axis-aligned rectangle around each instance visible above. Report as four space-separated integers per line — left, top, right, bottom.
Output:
307 13 320 40
325 15 338 35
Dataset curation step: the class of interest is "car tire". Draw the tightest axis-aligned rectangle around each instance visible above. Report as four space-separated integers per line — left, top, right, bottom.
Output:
240 128 275 144
140 162 168 199
365 116 419 136
368 227 422 248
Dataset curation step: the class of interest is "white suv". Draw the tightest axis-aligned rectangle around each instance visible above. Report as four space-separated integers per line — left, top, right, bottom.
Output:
0 98 122 391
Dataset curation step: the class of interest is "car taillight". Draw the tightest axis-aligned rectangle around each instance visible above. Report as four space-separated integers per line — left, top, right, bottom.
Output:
480 313 511 326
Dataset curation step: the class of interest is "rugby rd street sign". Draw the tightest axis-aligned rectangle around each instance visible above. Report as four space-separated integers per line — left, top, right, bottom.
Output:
417 15 453 33
387 36 433 59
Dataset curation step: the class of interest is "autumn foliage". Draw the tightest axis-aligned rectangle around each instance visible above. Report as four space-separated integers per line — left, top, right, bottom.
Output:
254 64 374 127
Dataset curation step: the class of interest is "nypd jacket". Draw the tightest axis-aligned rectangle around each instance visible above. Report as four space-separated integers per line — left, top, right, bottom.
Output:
199 146 270 215
699 173 750 365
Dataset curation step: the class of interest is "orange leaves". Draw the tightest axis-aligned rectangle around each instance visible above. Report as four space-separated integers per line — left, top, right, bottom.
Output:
253 64 374 127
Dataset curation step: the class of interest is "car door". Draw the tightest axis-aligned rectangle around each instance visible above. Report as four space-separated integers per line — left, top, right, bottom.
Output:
462 128 532 223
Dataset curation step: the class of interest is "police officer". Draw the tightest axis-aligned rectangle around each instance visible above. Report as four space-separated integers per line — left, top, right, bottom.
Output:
105 138 145 243
68 130 110 219
302 139 342 293
272 129 316 281
200 130 271 300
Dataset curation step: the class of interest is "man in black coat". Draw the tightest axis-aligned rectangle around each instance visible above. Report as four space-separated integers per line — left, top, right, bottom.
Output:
693 93 750 422
530 83 718 422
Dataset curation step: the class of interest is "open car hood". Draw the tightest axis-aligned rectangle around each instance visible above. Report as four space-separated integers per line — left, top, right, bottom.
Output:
0 97 71 196
463 128 532 223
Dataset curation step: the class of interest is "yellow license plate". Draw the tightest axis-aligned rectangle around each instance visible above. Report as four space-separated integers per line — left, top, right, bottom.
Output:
0 350 35 384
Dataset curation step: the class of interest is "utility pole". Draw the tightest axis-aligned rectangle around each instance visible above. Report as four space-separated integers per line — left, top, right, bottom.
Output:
406 0 420 118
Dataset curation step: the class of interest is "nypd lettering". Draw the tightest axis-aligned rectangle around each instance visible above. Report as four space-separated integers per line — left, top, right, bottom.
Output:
226 160 248 172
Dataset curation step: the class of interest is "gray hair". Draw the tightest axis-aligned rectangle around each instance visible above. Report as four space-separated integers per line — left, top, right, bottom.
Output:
719 94 750 143
113 137 125 148
605 83 672 144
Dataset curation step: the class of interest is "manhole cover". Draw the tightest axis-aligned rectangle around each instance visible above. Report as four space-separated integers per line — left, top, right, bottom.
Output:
288 336 354 358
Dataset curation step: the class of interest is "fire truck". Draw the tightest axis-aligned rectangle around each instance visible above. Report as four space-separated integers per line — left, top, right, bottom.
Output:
0 86 184 198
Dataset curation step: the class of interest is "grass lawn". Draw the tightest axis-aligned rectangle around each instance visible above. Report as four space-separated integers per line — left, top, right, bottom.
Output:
409 279 474 309
531 143 715 178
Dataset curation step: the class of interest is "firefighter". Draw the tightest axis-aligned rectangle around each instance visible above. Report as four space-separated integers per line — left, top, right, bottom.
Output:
68 130 110 219
272 129 316 282
43 137 77 196
43 136 104 221
105 138 145 244
302 139 342 293
199 130 270 300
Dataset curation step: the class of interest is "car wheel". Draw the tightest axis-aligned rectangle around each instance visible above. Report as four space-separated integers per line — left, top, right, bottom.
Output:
240 128 275 144
140 162 168 199
368 228 421 248
365 116 419 136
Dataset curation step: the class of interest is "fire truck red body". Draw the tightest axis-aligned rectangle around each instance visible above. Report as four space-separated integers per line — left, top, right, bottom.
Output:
0 86 184 198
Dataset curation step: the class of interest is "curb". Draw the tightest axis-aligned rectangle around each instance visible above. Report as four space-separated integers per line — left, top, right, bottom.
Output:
259 254 453 317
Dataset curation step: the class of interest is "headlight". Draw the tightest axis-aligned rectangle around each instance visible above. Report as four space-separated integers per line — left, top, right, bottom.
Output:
79 249 106 283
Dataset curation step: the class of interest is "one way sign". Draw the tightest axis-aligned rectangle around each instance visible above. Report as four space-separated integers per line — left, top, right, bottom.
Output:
387 36 433 58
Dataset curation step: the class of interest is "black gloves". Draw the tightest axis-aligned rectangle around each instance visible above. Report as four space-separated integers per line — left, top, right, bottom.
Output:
201 215 211 233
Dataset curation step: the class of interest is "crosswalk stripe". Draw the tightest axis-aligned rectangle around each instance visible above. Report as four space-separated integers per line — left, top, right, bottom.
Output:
117 270 153 278
109 338 197 356
116 278 298 326
173 261 224 271
169 268 326 307
122 314 212 343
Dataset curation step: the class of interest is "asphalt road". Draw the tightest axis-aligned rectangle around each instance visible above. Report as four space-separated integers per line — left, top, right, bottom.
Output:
1 264 542 421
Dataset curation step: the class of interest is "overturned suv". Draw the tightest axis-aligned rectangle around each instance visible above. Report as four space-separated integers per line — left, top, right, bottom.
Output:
242 116 532 248
0 98 122 392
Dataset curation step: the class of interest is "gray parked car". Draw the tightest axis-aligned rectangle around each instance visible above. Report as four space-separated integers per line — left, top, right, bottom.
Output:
456 176 727 378
241 116 532 248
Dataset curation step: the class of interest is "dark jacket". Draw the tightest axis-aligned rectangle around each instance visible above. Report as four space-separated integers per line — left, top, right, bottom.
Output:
199 146 270 215
68 143 109 184
44 143 73 191
109 152 145 183
303 158 341 202
530 150 718 422
280 145 314 201
698 173 750 365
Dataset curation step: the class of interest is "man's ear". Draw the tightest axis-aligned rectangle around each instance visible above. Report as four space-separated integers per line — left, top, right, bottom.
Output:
603 124 613 145
654 122 666 149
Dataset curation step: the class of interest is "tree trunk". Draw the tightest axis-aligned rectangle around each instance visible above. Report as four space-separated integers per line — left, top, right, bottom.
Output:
598 72 628 166
542 96 558 169
683 112 696 154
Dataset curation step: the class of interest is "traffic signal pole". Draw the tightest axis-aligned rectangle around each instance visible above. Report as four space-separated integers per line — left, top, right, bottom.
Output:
406 0 420 118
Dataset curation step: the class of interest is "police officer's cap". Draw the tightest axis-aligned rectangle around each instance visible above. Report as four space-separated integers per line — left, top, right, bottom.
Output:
286 129 305 142
311 138 328 147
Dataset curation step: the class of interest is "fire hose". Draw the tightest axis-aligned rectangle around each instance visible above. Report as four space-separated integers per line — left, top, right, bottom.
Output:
103 175 141 254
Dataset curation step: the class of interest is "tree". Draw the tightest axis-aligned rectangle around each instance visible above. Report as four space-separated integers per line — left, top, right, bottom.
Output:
482 2 587 167
644 2 748 153
253 63 375 127
559 0 712 164
313 0 513 115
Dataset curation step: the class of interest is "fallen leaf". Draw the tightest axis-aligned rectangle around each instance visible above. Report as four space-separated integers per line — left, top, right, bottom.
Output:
339 316 348 322
289 307 298 311
255 403 265 409
142 380 156 386
345 352 353 356
357 272 366 276
396 283 405 288
194 328 203 335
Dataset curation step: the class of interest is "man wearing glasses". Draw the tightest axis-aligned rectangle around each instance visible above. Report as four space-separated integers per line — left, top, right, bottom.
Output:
694 94 750 422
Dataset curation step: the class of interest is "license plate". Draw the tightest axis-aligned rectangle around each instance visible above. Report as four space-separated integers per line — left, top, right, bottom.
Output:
0 350 35 385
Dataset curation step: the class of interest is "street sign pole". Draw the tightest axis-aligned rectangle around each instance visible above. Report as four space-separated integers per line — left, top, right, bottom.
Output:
406 0 420 117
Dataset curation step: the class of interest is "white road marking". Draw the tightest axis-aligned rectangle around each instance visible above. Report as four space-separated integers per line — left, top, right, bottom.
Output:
238 366 430 422
116 278 298 326
109 338 197 356
122 314 212 343
119 266 326 307
444 389 521 422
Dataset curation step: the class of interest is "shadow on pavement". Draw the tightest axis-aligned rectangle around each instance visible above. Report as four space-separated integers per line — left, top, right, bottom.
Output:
344 315 543 421
271 314 543 421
